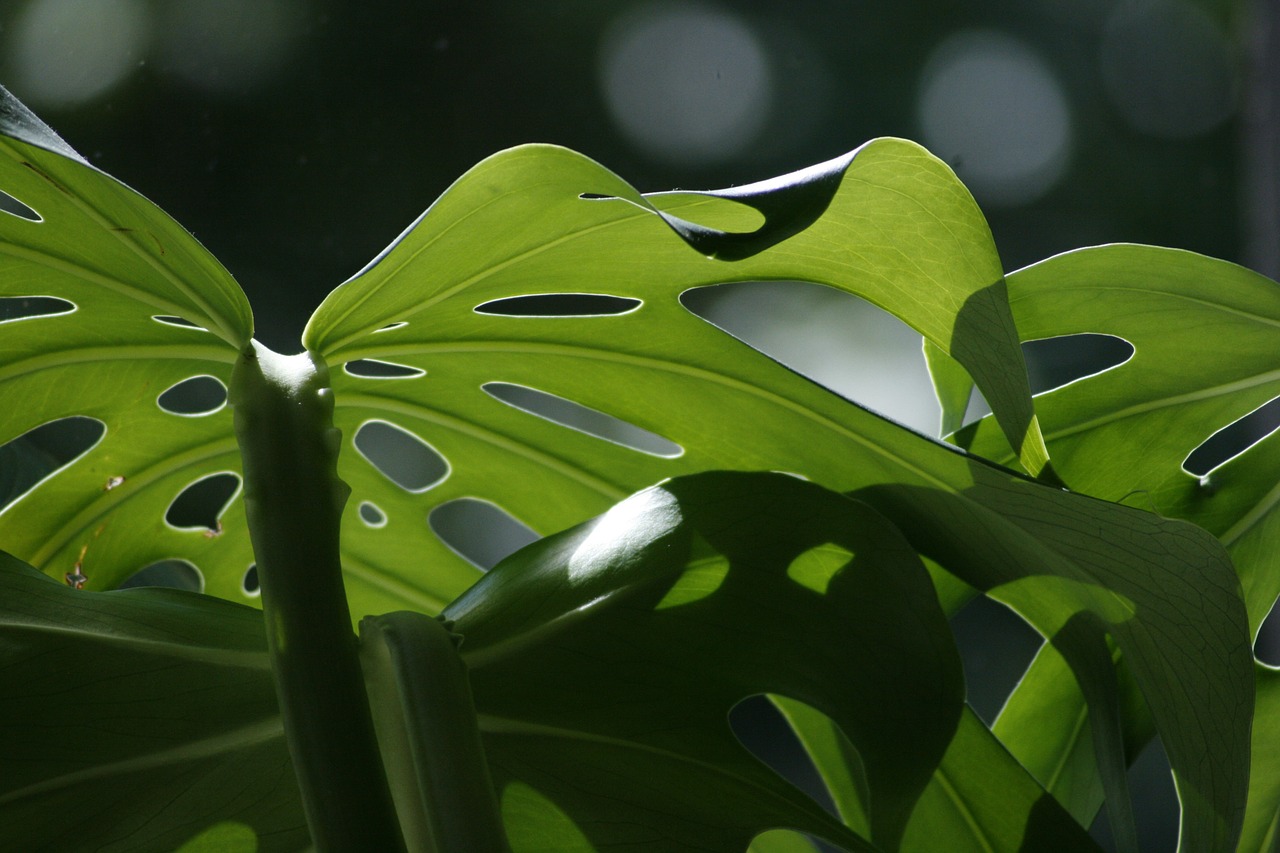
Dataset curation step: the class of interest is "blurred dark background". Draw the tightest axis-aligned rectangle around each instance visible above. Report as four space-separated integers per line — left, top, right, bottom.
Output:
0 1 1267 850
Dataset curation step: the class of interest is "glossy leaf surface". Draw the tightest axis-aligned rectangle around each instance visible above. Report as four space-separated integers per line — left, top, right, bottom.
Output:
0 104 1048 622
951 244 1278 850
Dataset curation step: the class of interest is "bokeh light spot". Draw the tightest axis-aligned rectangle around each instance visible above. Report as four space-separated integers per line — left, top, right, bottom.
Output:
8 0 151 108
598 1 774 167
917 29 1072 207
1099 0 1239 139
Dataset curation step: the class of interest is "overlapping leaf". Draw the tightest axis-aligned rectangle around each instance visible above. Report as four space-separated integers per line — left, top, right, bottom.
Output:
0 87 255 600
0 472 990 852
948 244 1280 849
787 466 1248 852
956 245 1280 629
444 471 961 852
0 85 1257 851
0 99 1048 619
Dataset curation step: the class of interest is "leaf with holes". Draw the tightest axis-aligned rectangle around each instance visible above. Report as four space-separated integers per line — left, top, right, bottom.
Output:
948 244 1280 848
955 245 1280 631
0 88 256 601
444 470 962 852
300 139 1053 617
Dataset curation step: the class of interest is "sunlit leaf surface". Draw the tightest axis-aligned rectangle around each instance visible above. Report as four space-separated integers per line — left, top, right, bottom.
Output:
299 140 1049 617
0 88 254 601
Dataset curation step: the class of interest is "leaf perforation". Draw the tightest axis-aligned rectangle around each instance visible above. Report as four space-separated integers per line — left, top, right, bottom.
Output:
338 338 961 491
339 391 628 500
28 435 240 569
482 381 683 459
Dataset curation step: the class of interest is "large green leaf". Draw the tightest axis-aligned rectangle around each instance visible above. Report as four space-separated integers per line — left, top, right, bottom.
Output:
445 470 962 852
0 87 255 601
0 551 305 852
0 471 957 853
1239 663 1280 851
792 468 1249 852
1 464 1249 852
299 138 1051 617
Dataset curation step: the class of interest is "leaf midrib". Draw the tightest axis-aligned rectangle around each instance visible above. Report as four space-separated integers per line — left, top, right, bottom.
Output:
25 435 240 569
0 342 236 386
477 713 861 846
336 339 960 494
2 617 269 669
0 716 282 806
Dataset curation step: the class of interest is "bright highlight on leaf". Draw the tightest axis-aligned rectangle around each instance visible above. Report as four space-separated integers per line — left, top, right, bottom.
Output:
654 549 730 609
786 543 853 595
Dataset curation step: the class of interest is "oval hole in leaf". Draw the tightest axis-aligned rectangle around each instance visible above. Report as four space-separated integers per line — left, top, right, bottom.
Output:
358 500 387 528
119 559 204 592
242 564 260 597
1087 738 1179 852
152 315 208 331
344 359 425 379
0 295 74 323
165 472 240 532
1256 596 1280 665
949 594 1042 725
0 188 40 222
374 321 408 333
1022 333 1134 395
728 695 839 816
483 382 683 458
475 293 641 317
428 498 539 571
681 281 944 434
353 420 449 492
0 416 105 511
1183 395 1280 477
157 375 228 416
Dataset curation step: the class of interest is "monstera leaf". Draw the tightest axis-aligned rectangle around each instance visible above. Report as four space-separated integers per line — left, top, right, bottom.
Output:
0 79 1049 620
956 245 1280 632
0 88 254 601
943 244 1280 849
303 141 1054 618
0 551 305 852
0 473 961 853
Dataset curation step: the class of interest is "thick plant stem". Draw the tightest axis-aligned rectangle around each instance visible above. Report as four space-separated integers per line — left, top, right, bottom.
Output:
231 340 405 852
360 611 512 853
